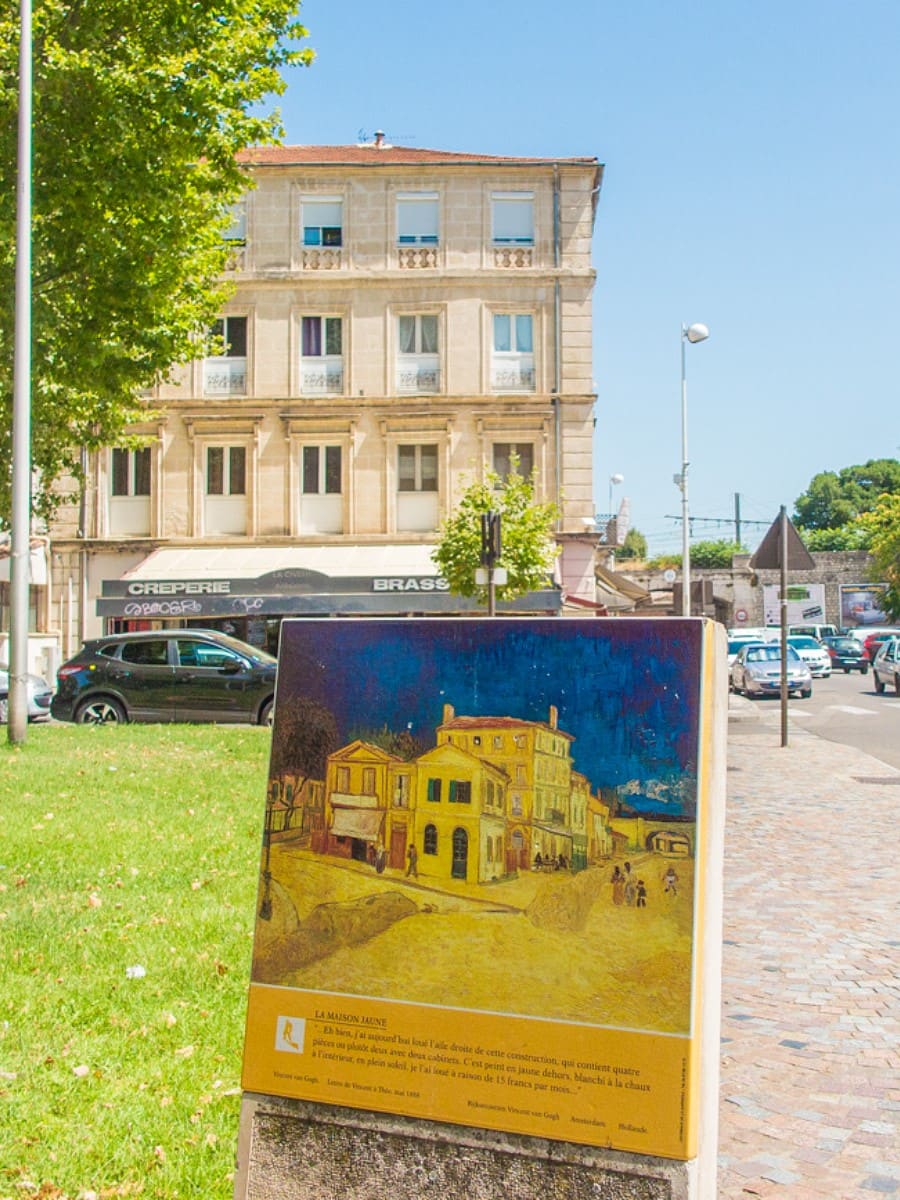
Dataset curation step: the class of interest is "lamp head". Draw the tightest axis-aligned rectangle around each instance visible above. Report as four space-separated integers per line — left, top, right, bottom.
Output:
610 473 624 485
684 322 710 344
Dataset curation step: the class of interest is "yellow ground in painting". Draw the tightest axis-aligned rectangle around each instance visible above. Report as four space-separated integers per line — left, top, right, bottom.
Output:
262 845 695 1034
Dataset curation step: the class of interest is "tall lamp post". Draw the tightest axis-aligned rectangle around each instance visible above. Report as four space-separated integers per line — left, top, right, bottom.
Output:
607 472 624 548
10 0 33 743
678 322 709 616
609 470 624 518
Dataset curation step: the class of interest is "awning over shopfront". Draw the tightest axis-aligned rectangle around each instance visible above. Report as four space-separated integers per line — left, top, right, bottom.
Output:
97 544 562 619
330 807 383 843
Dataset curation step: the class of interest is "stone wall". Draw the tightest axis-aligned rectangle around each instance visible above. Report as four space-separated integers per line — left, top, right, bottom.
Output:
627 551 880 628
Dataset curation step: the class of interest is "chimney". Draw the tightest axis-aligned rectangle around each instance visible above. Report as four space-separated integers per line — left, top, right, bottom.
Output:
442 703 455 725
548 705 558 730
374 129 385 148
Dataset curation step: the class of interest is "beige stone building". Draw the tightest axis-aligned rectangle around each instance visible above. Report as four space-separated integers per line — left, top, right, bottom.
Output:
44 140 602 659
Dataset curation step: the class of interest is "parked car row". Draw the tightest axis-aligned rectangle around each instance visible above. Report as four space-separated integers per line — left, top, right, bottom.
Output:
727 625 900 701
6 624 897 727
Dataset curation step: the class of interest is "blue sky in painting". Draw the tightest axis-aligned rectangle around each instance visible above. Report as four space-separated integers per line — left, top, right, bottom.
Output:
275 619 703 815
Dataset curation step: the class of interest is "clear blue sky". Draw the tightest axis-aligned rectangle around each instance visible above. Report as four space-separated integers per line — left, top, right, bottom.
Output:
270 0 900 554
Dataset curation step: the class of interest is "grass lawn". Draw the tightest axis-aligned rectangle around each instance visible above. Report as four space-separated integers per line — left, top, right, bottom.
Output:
0 723 271 1200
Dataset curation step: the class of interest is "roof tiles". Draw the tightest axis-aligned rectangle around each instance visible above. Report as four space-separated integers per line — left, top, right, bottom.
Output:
236 144 599 168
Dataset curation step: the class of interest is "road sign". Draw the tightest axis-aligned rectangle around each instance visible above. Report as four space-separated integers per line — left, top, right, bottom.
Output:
749 513 815 571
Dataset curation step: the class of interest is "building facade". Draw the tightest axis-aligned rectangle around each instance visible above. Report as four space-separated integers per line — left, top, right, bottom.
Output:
45 140 603 658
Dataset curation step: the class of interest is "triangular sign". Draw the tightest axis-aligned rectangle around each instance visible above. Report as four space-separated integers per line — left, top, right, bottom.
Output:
749 512 816 571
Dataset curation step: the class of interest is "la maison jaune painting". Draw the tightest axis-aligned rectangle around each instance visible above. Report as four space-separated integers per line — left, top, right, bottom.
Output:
241 618 724 1159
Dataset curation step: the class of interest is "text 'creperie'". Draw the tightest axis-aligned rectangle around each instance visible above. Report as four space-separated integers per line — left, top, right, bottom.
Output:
126 581 232 596
372 578 450 592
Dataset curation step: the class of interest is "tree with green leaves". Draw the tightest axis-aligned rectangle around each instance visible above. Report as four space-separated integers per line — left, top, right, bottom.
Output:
793 459 900 532
688 539 744 568
617 527 647 561
0 0 312 522
857 492 900 620
431 464 559 605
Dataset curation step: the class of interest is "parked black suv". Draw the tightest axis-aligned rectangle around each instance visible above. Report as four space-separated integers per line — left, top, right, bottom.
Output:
51 629 277 725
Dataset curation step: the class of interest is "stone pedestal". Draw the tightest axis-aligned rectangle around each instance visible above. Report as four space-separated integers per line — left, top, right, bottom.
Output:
235 1095 712 1199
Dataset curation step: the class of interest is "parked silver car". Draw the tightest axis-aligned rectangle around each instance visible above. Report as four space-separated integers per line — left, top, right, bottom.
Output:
872 636 900 696
0 668 54 722
730 643 813 699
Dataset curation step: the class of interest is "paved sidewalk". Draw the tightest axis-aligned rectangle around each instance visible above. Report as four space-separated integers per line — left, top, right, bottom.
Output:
719 698 900 1197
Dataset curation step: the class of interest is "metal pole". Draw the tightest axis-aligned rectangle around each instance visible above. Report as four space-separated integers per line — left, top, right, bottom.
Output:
680 328 690 616
9 0 33 744
779 505 789 748
734 492 742 548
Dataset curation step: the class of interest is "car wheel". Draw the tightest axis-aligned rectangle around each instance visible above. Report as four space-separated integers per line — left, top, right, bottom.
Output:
860 664 869 675
75 697 126 725
843 666 851 674
895 675 900 697
800 688 812 698
874 675 885 694
259 700 274 727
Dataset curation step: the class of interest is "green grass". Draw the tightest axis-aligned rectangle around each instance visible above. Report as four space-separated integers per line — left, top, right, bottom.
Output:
0 723 271 1200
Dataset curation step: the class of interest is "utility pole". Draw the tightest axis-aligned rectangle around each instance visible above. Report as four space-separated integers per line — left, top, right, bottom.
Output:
479 511 502 616
10 0 33 744
734 493 742 548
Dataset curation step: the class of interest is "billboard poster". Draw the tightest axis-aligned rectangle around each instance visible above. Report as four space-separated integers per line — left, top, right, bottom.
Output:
241 618 724 1161
762 582 826 627
839 584 889 628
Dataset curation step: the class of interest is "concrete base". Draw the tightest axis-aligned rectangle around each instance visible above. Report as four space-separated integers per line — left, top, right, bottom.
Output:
234 1095 704 1200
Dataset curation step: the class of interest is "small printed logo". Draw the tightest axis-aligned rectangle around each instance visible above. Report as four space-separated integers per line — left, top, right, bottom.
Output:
275 1016 306 1055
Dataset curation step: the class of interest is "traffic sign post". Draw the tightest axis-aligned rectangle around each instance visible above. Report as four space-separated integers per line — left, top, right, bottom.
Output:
749 508 816 747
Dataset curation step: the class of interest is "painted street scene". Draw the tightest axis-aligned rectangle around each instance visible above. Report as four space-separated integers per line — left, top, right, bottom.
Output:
251 618 706 1035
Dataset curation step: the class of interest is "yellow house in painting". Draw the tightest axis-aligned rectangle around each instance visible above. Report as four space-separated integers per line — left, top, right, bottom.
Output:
436 703 574 869
412 743 507 883
313 702 617 882
322 740 400 862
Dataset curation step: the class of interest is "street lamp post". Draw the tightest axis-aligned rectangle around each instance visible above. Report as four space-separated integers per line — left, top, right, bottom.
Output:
678 322 709 617
609 470 624 518
10 0 34 744
609 472 624 549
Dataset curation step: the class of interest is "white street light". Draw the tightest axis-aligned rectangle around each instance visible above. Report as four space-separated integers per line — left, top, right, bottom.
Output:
679 323 709 617
608 472 624 518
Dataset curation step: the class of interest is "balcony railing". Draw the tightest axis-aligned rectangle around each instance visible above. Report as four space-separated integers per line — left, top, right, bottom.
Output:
203 357 247 396
493 245 534 268
301 359 344 395
396 354 440 395
302 247 342 271
398 246 438 269
490 356 535 392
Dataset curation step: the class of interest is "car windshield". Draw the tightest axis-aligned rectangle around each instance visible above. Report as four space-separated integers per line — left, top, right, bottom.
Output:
831 639 861 651
201 631 277 664
744 645 801 663
788 637 820 649
728 639 762 654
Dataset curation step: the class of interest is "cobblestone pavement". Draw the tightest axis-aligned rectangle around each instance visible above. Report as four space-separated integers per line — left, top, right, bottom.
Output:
719 698 900 1198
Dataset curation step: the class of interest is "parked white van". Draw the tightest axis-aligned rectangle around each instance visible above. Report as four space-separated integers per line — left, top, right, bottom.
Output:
788 623 839 641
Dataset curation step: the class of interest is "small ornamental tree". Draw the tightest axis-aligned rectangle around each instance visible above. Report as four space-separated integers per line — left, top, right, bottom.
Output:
432 464 559 604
